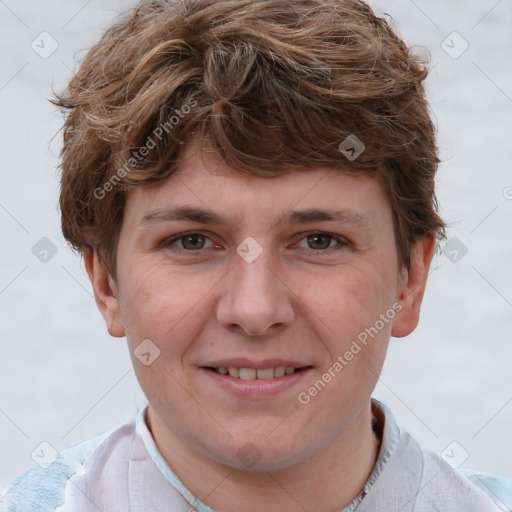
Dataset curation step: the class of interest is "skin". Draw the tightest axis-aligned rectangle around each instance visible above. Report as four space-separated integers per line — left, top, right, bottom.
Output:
85 139 436 512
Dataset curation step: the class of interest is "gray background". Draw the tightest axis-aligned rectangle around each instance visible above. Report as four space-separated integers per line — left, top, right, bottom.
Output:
0 0 511 491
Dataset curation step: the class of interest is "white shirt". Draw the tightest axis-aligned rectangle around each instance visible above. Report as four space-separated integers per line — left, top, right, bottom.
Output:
1 399 509 511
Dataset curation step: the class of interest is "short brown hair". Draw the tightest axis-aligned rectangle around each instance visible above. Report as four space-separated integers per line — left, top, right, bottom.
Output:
53 0 445 278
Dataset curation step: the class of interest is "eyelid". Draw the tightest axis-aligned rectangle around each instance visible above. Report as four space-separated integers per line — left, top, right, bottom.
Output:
293 232 350 250
164 230 350 253
164 231 218 251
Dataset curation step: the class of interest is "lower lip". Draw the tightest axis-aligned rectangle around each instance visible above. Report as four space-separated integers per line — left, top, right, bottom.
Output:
200 367 312 398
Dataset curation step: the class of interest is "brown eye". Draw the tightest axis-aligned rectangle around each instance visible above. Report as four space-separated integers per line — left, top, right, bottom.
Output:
306 234 333 250
165 232 215 252
180 234 207 250
295 232 348 253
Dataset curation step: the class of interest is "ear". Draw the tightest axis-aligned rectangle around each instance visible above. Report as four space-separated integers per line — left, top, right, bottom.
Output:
83 248 125 338
391 233 437 338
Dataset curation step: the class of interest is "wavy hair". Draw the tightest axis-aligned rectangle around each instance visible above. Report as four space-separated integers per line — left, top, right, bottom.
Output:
53 0 446 277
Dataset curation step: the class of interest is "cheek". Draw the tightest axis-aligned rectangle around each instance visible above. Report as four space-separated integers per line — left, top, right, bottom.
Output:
119 263 221 359
301 263 396 404
118 266 208 412
119 266 181 345
296 263 397 347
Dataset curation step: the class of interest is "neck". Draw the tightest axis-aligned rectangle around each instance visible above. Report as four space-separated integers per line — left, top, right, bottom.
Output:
147 402 380 512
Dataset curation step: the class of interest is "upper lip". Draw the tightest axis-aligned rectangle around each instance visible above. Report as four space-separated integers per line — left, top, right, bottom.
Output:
201 358 311 370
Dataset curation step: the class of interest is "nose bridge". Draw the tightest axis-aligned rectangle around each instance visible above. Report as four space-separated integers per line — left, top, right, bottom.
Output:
216 237 294 335
235 246 277 299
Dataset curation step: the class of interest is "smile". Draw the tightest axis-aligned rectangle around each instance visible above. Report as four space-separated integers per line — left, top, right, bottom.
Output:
211 367 301 379
200 363 313 398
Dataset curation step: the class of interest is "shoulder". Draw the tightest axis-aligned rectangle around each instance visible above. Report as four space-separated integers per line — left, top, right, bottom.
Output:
411 434 510 511
0 422 135 512
462 468 512 512
364 400 511 511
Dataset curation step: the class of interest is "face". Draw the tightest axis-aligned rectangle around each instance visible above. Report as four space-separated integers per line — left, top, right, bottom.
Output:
87 140 434 472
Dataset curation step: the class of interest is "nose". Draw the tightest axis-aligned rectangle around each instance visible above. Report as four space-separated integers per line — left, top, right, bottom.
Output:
215 241 296 337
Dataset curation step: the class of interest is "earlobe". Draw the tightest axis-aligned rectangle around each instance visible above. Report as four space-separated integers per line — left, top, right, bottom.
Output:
391 233 437 338
83 248 126 338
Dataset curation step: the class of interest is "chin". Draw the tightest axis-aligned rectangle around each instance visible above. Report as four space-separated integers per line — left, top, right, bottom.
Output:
208 433 317 473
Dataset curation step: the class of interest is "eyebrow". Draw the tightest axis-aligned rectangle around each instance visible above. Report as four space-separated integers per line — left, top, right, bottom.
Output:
141 205 372 230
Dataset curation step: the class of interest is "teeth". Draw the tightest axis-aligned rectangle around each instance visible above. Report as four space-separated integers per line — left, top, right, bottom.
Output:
256 368 274 380
239 368 257 380
228 367 240 378
216 367 298 379
274 366 286 377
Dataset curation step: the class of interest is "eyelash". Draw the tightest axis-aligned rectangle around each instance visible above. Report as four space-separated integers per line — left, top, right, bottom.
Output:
163 231 349 255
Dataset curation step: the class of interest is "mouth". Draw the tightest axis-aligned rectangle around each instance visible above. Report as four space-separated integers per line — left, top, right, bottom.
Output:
205 366 311 380
199 361 313 398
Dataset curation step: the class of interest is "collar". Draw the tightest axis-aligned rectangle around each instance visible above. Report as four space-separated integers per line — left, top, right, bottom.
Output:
134 398 405 512
341 398 401 511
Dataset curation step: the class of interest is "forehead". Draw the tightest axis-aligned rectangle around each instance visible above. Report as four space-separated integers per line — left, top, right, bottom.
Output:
124 142 392 233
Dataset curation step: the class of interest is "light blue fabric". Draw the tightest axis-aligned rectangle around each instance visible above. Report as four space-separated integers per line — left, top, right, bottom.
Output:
341 400 400 511
463 469 512 512
0 430 113 512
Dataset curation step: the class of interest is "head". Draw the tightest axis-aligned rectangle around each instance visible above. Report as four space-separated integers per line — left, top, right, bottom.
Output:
55 0 445 471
